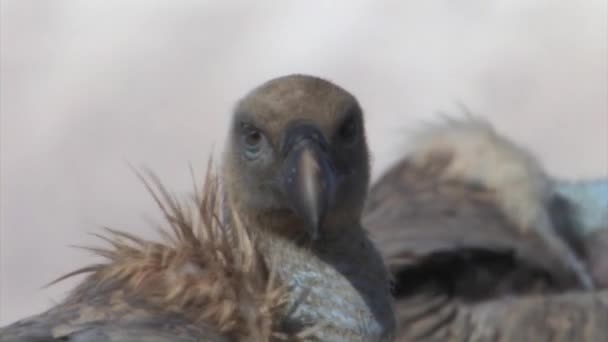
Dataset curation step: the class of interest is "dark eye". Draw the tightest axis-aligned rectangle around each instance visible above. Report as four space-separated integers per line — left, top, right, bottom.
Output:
338 115 358 144
244 129 262 147
240 123 266 159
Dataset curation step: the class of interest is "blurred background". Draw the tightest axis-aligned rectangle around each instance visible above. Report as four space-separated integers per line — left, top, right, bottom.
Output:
0 0 606 325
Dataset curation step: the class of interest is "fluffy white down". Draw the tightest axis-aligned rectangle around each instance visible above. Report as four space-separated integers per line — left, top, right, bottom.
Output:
407 116 553 234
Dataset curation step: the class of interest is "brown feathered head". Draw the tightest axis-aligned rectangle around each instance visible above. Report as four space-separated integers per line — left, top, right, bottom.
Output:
223 74 370 240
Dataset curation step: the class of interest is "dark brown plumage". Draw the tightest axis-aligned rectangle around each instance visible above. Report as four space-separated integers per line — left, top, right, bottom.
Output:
364 116 607 341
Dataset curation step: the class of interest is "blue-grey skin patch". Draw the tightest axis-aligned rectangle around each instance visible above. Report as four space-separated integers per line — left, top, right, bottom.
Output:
556 179 608 234
277 254 387 341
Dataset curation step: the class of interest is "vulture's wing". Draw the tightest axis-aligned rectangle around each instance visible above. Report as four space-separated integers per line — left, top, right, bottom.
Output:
0 169 291 342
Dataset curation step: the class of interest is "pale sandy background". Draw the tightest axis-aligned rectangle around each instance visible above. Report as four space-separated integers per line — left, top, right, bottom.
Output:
1 0 606 325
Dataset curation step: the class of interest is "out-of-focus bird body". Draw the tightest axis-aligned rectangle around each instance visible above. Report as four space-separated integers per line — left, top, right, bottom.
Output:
398 117 593 289
365 116 607 341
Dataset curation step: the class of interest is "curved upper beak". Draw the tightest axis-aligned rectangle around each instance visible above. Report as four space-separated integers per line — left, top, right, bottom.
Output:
279 124 336 240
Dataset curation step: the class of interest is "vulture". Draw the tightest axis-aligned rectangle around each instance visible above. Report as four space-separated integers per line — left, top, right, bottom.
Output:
363 117 608 341
0 74 395 341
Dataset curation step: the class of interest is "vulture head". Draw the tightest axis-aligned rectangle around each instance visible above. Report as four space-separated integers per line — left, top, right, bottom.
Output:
223 74 370 241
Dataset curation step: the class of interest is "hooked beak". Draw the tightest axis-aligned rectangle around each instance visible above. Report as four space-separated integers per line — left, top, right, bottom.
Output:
280 124 337 240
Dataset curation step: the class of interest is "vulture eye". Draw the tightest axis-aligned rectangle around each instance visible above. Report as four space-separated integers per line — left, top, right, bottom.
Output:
240 123 266 159
244 129 262 146
337 115 359 144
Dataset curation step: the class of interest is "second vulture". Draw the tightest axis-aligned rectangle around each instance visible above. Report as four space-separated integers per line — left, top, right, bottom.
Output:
364 116 608 341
